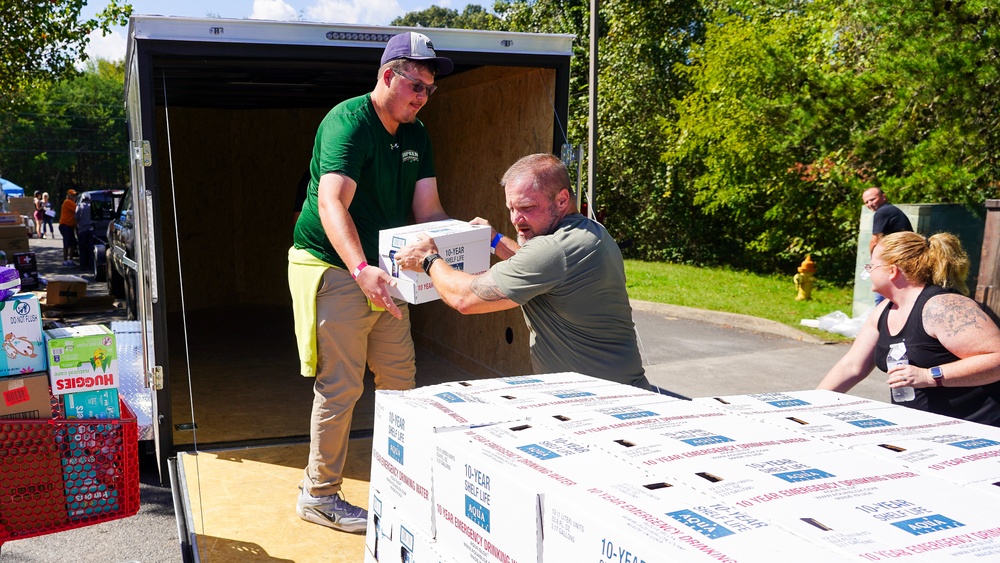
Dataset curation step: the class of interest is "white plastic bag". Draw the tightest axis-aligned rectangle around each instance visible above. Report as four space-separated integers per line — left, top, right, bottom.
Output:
812 310 865 338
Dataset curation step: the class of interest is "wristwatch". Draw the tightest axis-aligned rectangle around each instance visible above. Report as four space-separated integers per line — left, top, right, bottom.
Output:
930 366 944 387
422 253 442 276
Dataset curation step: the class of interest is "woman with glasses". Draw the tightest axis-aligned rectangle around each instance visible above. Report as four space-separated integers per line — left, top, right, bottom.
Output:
818 231 1000 426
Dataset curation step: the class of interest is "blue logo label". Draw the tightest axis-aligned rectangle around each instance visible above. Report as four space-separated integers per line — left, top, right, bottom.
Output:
847 418 895 428
950 438 999 450
666 509 735 539
503 378 543 386
465 495 491 532
767 399 810 408
14 300 30 316
551 391 595 399
774 468 835 483
891 515 964 536
517 444 561 460
681 435 734 447
611 410 659 420
388 437 404 465
434 392 465 403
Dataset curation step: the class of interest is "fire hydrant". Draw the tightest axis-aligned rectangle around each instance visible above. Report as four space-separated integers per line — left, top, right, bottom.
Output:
794 255 816 301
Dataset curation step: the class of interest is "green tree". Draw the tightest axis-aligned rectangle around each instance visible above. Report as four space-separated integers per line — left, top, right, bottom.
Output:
391 4 500 29
0 0 132 105
0 59 129 196
663 0 1000 282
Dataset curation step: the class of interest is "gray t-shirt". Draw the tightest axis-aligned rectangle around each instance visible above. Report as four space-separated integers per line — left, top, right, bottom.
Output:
491 213 647 387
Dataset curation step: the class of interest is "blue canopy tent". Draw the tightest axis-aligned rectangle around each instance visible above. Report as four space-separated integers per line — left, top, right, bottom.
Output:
0 178 25 197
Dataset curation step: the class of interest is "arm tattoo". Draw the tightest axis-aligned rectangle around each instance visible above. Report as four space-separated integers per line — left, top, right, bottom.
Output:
470 274 509 302
924 294 988 338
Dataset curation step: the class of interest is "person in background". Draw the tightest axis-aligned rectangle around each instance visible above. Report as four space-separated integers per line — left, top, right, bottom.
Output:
58 190 78 266
288 32 453 534
32 190 45 238
818 231 1000 426
41 192 55 238
75 192 96 270
863 187 913 304
393 153 650 390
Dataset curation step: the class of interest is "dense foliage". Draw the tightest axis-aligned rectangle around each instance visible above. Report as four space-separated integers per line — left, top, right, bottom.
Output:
0 60 129 197
5 1 996 284
663 0 1000 281
0 0 131 106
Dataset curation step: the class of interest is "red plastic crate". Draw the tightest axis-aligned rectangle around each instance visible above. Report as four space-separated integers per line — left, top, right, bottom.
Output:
0 399 140 543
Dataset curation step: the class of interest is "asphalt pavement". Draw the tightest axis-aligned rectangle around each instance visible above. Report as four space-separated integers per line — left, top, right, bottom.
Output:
0 233 888 563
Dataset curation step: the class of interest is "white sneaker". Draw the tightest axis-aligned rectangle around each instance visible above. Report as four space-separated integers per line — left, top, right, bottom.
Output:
296 487 367 533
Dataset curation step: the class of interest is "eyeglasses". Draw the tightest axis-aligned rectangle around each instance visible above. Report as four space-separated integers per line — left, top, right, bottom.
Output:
392 68 437 96
863 262 891 273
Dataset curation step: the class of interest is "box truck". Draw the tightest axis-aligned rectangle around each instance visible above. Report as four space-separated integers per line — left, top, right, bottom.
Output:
118 14 572 558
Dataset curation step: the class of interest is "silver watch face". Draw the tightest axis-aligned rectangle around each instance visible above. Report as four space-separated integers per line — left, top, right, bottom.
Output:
931 367 943 379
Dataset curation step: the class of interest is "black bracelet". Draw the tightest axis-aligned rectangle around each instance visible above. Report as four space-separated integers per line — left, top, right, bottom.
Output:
422 253 442 275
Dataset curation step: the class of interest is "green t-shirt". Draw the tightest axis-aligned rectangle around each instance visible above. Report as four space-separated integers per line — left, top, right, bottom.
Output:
293 93 436 268
490 213 646 386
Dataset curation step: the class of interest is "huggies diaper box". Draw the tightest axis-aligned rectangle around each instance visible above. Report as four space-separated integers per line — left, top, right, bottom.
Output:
44 325 118 395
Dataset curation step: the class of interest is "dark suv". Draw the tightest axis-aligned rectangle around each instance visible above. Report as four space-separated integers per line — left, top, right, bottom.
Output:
77 189 124 279
104 188 137 319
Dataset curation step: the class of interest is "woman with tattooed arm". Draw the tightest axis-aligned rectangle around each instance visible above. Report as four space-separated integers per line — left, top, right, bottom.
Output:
818 231 1000 426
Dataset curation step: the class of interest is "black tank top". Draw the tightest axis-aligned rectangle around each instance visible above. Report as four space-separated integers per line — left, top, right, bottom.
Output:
876 285 1000 426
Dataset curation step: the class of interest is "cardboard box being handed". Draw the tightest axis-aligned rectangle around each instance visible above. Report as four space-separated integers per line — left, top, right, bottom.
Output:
378 219 490 304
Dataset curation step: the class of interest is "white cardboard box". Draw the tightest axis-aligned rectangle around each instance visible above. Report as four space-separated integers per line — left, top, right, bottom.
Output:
378 219 490 304
433 421 653 563
579 403 839 469
369 385 523 539
470 380 668 417
663 449 1000 561
692 389 888 417
0 293 45 377
543 480 845 563
851 425 1000 486
442 371 621 395
754 403 975 447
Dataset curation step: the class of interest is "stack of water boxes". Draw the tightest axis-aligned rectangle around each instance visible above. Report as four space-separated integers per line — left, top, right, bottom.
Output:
0 280 123 532
368 374 1000 562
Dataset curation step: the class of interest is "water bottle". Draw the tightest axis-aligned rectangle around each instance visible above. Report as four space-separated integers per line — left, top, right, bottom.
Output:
887 341 915 402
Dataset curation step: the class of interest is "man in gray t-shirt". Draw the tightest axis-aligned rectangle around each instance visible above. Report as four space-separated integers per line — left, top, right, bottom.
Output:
394 153 649 388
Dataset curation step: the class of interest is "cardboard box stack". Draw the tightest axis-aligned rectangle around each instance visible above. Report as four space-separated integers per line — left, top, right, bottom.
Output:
368 378 1000 562
1 312 127 537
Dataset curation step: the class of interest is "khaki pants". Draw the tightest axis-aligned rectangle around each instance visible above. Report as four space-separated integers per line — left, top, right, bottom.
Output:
304 266 415 497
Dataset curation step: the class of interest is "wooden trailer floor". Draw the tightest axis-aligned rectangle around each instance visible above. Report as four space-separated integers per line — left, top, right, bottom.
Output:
179 441 371 563
167 305 489 447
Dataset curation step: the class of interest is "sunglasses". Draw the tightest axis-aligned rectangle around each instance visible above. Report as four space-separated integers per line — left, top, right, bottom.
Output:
392 68 437 96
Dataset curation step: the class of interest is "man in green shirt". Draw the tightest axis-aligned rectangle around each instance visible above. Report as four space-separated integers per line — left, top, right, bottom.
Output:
393 153 649 389
289 32 452 534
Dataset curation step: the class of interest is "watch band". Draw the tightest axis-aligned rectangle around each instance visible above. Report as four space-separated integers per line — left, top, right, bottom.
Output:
351 261 368 280
422 253 442 276
930 366 944 387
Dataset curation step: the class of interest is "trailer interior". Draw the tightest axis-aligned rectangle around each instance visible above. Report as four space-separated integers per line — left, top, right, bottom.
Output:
125 17 571 561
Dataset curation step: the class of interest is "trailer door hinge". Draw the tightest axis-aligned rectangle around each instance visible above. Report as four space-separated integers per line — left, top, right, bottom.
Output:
133 140 151 167
151 365 164 390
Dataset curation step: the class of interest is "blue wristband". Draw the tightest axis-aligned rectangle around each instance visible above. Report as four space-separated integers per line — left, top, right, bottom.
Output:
491 233 502 252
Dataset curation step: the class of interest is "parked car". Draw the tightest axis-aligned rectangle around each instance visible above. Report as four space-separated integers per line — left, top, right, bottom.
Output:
77 189 124 280
105 189 137 319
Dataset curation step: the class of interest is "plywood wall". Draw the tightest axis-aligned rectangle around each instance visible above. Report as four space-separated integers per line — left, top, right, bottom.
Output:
154 107 325 311
153 65 556 377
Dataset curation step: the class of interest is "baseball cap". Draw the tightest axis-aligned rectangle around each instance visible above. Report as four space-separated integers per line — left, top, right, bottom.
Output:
380 32 454 76
67 189 77 195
